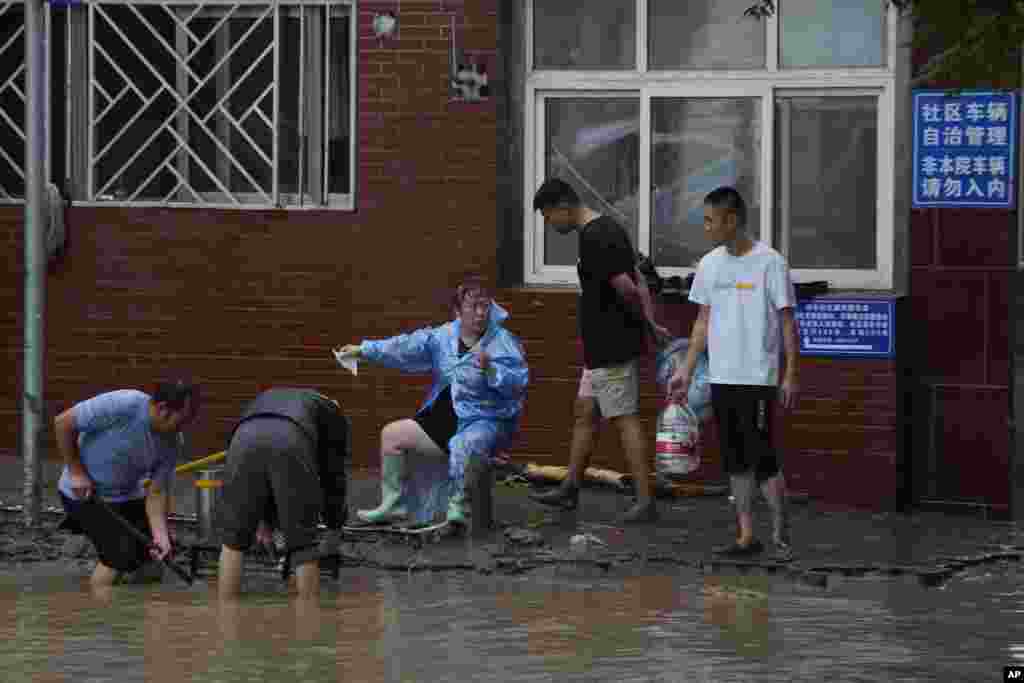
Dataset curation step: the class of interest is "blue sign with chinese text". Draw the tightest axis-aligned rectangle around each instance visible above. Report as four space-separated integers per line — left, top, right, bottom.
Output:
913 90 1017 208
795 299 895 359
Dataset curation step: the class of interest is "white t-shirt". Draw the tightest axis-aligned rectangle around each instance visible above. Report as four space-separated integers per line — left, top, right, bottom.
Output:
689 241 796 386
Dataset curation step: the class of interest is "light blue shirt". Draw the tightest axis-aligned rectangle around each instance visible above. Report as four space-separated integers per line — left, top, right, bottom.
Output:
57 390 180 502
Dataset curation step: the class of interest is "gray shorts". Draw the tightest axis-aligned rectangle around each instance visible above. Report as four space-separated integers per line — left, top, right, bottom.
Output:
217 417 323 568
578 360 640 418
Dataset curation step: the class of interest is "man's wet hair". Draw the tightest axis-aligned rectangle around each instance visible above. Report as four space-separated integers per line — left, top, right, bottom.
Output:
704 186 747 229
533 178 580 212
152 379 199 412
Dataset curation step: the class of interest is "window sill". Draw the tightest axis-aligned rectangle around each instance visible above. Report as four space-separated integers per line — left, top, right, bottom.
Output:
801 289 906 300
658 288 907 302
69 200 356 212
501 283 580 295
505 285 907 301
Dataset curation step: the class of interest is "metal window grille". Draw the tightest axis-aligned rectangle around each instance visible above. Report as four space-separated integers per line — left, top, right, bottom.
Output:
0 2 27 202
86 0 353 208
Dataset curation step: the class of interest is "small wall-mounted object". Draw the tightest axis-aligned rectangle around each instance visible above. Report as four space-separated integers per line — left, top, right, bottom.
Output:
448 13 489 103
45 183 67 263
451 58 489 102
372 12 398 40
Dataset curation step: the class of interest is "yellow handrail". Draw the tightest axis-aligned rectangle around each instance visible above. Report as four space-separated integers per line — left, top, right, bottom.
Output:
142 450 227 489
174 450 227 475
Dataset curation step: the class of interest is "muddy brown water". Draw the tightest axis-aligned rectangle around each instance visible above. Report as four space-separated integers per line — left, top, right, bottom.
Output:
0 559 1021 682
3 471 1023 682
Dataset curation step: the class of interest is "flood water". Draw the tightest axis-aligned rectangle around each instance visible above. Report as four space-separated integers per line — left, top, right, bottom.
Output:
0 561 1020 682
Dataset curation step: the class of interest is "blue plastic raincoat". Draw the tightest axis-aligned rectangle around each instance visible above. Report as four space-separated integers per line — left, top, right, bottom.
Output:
360 302 529 522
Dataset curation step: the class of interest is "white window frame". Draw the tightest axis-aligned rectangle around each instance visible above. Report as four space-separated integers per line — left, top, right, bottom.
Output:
72 0 357 211
524 0 901 290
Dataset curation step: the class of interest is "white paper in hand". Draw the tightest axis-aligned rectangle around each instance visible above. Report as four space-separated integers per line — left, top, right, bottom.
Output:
332 349 358 376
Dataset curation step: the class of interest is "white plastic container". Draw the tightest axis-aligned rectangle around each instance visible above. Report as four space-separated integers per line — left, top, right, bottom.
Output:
654 402 700 479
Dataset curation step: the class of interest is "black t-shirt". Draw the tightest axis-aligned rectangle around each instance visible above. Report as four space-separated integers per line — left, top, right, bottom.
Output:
576 215 645 369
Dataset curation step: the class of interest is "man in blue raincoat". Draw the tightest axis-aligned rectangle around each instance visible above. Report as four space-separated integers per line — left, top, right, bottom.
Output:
335 275 528 528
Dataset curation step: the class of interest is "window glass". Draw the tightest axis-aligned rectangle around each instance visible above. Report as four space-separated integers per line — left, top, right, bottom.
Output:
774 95 878 269
543 97 640 266
780 0 885 68
533 0 635 70
649 0 765 70
651 97 761 268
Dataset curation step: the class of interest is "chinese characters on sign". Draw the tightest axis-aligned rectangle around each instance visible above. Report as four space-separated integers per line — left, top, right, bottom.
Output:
795 299 895 359
913 91 1017 208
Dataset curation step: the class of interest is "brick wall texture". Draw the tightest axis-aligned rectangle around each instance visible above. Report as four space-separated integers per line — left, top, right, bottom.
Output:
0 4 1009 512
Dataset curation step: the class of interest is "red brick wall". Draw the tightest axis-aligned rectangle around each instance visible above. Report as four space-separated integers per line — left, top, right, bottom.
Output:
492 290 904 505
906 45 1014 510
1 3 1001 516
493 290 696 476
0 0 501 468
909 207 1012 508
0 0 673 479
651 299 905 506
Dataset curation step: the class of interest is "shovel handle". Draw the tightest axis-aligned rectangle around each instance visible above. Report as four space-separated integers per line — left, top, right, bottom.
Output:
91 497 193 586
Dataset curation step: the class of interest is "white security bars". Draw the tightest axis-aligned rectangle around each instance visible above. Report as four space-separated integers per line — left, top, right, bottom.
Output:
0 2 27 202
85 0 354 209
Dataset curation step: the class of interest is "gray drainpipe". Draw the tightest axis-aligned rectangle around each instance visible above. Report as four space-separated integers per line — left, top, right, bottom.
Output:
22 0 47 528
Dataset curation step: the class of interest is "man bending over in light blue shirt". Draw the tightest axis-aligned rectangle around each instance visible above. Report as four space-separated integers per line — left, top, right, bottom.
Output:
55 380 199 587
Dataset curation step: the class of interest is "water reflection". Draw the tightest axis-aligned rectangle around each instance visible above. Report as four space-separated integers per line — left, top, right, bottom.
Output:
702 574 772 656
0 565 1020 682
495 574 678 674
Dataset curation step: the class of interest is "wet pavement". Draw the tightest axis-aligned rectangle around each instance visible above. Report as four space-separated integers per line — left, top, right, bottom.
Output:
2 457 1024 587
2 457 1024 681
337 479 1024 593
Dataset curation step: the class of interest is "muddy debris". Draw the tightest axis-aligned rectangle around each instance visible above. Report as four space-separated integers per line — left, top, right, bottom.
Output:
503 527 544 547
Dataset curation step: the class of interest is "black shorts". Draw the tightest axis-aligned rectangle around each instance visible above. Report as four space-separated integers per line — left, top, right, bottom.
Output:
216 417 323 567
710 384 781 482
413 386 457 455
60 493 151 573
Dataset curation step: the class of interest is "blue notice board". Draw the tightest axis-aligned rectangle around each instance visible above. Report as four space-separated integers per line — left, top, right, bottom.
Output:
795 299 895 359
913 90 1017 209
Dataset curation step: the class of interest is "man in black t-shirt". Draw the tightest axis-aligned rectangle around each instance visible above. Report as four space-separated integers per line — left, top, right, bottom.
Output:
530 178 670 523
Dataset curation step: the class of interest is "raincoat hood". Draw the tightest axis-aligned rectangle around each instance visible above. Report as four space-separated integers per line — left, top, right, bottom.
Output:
454 301 510 347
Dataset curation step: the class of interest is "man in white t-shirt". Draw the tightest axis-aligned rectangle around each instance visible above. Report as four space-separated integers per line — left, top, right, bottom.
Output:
667 186 799 560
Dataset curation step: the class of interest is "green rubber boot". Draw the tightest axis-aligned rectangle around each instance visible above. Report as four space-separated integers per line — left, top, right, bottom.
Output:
446 488 467 527
357 455 408 524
